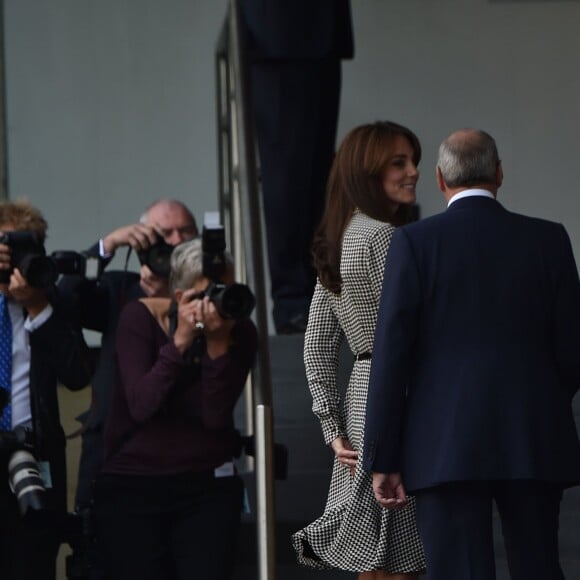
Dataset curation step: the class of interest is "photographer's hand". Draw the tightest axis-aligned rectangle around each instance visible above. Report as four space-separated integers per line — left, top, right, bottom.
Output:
9 268 49 318
0 236 11 274
102 223 159 255
140 264 170 298
193 297 235 359
173 288 205 354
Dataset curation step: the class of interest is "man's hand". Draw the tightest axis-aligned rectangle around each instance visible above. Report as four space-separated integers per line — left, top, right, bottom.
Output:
0 235 11 274
101 223 159 255
372 472 408 510
9 268 49 318
139 264 170 298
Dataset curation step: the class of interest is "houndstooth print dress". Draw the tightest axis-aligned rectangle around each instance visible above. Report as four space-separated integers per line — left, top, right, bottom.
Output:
291 211 426 573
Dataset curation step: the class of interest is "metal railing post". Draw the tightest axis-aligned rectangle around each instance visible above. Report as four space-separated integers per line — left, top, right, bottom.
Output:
215 2 276 578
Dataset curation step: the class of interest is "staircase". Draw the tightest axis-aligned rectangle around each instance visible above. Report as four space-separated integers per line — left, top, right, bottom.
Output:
233 334 580 579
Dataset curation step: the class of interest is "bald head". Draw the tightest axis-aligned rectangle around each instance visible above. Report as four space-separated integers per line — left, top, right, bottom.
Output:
437 129 501 193
143 199 198 246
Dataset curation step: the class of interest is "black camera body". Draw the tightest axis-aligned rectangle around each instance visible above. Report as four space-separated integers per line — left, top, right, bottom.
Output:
0 425 47 518
0 231 93 286
201 224 255 320
0 231 58 288
51 250 96 278
137 234 174 278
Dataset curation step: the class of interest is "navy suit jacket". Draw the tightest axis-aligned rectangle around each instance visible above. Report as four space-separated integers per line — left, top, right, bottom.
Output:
0 294 92 515
363 196 580 492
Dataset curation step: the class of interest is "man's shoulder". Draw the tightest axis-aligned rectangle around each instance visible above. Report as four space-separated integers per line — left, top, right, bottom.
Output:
397 211 447 238
507 210 562 230
99 269 141 284
399 204 564 238
96 270 142 296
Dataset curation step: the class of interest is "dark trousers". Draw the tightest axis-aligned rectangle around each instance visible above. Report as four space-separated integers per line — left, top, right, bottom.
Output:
94 471 244 580
0 483 60 580
251 59 341 330
414 481 565 580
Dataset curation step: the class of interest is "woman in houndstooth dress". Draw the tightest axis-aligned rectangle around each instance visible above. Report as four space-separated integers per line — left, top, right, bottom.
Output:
292 122 426 579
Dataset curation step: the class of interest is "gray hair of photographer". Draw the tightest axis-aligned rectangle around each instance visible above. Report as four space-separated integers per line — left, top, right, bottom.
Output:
169 238 233 294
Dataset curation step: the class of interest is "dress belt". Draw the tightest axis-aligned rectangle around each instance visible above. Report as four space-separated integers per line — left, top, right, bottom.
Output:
354 352 372 361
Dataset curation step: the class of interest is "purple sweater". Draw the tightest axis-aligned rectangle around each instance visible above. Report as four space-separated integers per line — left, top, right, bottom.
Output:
102 300 258 475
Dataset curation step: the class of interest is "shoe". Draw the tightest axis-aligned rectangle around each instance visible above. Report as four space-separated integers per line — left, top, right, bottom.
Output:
276 312 308 335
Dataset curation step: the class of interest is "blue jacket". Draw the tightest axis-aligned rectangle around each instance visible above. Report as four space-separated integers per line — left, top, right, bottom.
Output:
363 196 580 492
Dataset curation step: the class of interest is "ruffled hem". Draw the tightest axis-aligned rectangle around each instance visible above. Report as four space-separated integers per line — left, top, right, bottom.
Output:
291 498 426 573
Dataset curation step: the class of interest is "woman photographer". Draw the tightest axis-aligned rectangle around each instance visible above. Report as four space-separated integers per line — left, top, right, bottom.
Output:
94 238 257 580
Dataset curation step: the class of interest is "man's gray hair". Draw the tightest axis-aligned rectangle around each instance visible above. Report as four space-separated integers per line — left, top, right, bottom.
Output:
169 238 203 293
437 129 499 188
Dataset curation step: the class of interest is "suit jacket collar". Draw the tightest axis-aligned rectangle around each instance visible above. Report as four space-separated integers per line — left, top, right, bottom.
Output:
446 195 505 213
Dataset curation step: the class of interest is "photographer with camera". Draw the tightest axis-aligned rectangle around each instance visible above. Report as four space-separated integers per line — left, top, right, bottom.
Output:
57 199 198 578
58 199 198 505
0 200 91 580
93 235 257 580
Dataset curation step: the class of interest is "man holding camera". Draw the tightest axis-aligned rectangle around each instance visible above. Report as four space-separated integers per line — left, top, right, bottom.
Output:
0 200 91 580
58 199 198 515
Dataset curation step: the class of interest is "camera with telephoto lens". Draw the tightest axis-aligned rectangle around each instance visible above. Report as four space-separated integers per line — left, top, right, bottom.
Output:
201 221 255 320
136 233 174 278
0 231 94 286
0 231 58 289
0 422 47 519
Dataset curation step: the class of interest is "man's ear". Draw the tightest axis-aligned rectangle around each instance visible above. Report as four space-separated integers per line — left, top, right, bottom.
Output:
174 288 183 303
436 166 446 193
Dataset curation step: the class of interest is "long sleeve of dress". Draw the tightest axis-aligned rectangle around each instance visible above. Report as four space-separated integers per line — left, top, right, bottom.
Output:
303 221 395 447
304 281 345 445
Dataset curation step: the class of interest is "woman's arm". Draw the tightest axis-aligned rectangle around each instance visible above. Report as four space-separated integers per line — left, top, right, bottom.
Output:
115 300 186 423
198 318 258 430
304 281 345 445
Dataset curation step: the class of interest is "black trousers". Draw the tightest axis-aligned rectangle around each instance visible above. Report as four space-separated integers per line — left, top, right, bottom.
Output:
0 482 60 580
414 480 565 580
94 471 244 580
251 58 341 330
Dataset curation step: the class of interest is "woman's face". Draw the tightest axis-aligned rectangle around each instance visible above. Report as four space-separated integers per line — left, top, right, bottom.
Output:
381 136 419 213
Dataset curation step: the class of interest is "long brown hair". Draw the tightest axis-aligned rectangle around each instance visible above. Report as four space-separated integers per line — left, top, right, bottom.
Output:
312 121 421 293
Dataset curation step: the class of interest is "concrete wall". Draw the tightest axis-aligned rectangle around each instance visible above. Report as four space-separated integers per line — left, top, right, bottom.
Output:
4 0 580 260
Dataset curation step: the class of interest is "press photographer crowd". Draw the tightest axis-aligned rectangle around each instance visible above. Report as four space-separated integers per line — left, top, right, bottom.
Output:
0 198 257 580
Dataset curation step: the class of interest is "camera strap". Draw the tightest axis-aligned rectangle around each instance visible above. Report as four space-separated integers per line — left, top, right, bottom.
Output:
168 299 178 337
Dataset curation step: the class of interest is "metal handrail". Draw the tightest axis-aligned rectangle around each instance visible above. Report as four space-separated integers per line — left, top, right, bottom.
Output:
215 2 276 579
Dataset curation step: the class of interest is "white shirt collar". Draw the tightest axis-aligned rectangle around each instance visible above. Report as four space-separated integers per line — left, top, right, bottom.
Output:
447 188 495 208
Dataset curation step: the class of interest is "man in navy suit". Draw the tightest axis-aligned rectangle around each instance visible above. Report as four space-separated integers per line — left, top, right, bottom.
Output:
363 129 580 580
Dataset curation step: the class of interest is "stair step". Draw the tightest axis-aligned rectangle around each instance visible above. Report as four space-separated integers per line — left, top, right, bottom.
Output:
232 335 580 579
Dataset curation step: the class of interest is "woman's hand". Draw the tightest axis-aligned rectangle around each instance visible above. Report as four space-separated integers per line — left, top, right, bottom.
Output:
330 437 358 475
192 296 235 359
173 288 205 353
173 290 234 358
